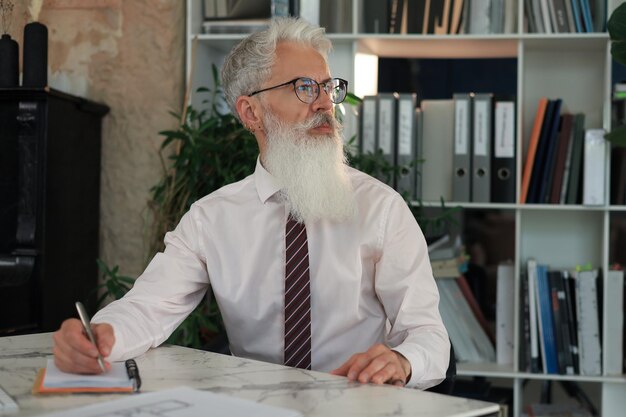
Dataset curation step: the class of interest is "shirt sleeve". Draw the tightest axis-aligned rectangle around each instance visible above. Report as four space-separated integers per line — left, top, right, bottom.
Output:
92 206 209 362
374 194 450 390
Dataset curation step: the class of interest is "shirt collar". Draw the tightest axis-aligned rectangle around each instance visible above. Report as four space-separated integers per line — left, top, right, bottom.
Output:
254 157 282 203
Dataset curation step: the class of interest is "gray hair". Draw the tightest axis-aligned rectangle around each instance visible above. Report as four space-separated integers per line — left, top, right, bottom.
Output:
221 17 332 120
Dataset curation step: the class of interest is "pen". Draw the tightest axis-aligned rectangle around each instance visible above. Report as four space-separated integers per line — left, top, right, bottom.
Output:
75 301 107 373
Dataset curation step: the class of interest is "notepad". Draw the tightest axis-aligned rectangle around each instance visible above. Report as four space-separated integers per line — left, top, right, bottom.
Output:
33 359 136 394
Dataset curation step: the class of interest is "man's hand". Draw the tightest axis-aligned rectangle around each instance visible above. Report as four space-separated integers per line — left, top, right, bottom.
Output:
52 318 115 374
330 344 411 386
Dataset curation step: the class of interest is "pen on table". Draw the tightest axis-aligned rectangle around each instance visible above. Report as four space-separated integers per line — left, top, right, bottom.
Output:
125 359 142 393
75 301 107 373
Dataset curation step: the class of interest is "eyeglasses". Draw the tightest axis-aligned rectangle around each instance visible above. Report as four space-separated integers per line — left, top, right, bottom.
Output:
248 77 348 104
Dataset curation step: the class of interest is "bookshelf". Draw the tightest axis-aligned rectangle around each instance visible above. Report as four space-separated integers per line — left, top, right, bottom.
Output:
185 1 626 416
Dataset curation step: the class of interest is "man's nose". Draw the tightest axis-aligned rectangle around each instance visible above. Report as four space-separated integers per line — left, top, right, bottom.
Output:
311 87 334 113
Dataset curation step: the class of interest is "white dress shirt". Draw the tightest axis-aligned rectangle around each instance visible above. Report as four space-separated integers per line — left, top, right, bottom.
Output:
93 159 450 389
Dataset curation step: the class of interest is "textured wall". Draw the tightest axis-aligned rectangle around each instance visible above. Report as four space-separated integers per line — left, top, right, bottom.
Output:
10 0 185 278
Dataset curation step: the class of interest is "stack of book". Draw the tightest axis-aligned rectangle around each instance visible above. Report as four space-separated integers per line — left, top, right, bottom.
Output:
524 0 607 34
520 260 624 376
362 0 516 34
429 236 497 363
520 98 605 206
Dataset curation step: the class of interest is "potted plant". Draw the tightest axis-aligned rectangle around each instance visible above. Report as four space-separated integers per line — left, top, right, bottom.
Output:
606 2 626 146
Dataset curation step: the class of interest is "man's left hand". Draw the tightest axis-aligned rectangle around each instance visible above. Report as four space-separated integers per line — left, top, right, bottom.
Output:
330 344 411 386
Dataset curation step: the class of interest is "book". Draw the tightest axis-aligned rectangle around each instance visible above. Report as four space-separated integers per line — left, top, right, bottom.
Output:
575 269 602 376
496 262 515 365
565 113 586 204
527 99 557 203
562 270 580 374
521 97 549 203
362 0 389 33
582 128 606 205
603 269 624 375
536 264 559 374
549 113 573 204
548 270 574 374
537 99 562 203
558 114 576 203
527 259 542 372
436 277 496 363
202 19 270 34
33 358 140 394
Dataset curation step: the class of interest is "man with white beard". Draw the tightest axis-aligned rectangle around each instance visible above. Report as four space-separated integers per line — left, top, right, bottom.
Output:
52 17 449 390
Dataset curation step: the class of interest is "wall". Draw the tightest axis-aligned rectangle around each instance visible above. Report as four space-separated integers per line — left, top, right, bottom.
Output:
9 0 185 279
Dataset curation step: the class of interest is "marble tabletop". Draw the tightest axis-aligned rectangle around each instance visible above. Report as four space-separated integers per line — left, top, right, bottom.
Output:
0 333 500 417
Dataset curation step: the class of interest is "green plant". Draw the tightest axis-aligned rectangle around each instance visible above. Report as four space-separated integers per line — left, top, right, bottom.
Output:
606 2 626 146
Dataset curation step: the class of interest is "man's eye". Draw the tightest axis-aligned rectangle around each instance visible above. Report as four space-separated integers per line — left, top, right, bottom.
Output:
297 85 314 94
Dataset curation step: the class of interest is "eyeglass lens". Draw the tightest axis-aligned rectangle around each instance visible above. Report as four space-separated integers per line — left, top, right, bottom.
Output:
294 78 347 104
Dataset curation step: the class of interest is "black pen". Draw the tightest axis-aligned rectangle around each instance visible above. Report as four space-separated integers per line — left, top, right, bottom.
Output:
75 301 106 373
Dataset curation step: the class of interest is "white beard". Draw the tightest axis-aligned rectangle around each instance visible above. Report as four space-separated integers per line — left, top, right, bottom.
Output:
262 110 357 224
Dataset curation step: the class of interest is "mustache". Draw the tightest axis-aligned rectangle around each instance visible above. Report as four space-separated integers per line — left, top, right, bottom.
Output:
297 112 338 131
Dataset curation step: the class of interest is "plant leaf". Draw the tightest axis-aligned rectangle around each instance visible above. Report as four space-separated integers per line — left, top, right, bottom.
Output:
611 41 626 67
605 124 626 147
608 3 626 41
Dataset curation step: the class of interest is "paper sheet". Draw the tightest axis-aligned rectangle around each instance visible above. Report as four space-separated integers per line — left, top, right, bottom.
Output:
40 386 302 417
0 385 18 413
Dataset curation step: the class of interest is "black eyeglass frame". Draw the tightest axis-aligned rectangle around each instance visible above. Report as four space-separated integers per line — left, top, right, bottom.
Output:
247 77 349 104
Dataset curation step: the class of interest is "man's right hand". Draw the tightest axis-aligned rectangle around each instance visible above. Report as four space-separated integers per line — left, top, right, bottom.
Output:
52 319 115 374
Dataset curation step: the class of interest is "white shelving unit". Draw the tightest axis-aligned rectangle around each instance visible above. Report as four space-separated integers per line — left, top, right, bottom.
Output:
185 1 626 416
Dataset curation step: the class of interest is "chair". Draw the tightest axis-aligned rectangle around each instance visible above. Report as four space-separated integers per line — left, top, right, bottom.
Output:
425 342 456 394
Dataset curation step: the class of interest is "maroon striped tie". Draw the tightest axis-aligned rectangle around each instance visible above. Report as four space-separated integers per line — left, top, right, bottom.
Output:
284 215 312 370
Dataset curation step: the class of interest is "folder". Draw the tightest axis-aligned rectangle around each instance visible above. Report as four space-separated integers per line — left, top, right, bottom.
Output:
414 107 424 200
420 99 455 202
452 93 473 202
491 98 516 203
359 95 378 156
582 128 606 205
377 93 399 187
396 93 418 199
471 93 493 202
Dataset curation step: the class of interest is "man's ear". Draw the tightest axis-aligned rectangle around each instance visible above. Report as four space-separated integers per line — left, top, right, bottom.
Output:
236 96 263 133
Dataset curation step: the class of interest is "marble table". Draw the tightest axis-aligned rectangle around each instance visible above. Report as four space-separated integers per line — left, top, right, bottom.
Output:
0 333 500 417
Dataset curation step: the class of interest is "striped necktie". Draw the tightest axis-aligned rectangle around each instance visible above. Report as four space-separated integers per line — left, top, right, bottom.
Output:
284 215 312 370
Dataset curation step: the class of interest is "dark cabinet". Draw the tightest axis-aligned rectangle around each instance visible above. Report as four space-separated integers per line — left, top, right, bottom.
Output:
0 88 109 334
